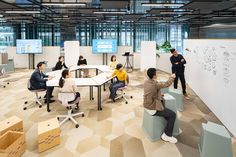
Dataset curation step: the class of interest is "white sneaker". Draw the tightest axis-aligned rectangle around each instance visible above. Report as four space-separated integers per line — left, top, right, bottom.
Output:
161 133 178 144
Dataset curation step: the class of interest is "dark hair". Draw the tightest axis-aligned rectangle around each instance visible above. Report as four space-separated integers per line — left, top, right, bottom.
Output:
111 55 116 62
116 63 123 70
58 56 64 61
59 69 69 88
147 68 156 79
37 61 46 68
79 55 83 60
170 49 176 53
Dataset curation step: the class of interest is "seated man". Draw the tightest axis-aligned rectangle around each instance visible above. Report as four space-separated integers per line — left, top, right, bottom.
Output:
30 61 55 103
108 64 127 101
143 68 177 144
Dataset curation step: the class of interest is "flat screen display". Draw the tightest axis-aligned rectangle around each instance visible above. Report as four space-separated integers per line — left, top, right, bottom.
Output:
92 39 117 54
16 39 42 54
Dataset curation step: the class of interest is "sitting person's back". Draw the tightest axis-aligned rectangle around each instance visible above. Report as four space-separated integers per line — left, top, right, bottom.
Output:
59 69 80 109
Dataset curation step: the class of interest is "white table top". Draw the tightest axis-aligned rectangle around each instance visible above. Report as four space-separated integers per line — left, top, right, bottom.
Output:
46 65 113 87
69 65 112 73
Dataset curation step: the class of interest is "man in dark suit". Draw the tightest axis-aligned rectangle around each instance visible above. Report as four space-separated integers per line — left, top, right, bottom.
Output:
30 61 55 103
170 49 189 99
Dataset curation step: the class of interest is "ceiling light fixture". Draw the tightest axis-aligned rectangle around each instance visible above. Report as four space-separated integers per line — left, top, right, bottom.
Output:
160 11 192 15
93 11 126 14
5 10 40 14
42 3 86 6
141 3 184 7
0 15 3 18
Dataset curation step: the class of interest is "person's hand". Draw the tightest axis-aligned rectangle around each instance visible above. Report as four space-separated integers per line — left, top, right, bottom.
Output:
175 62 179 65
181 59 185 62
48 76 54 80
171 73 176 79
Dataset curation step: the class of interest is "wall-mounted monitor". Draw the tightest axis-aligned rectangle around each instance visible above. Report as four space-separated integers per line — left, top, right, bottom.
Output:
92 39 117 54
16 39 42 54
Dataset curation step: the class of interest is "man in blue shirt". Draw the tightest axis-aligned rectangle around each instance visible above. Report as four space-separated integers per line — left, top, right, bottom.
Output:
170 49 189 99
30 62 55 103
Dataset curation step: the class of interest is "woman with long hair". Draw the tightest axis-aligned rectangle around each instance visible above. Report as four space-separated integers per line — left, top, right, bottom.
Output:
54 56 68 71
59 69 80 110
109 55 119 70
77 55 89 77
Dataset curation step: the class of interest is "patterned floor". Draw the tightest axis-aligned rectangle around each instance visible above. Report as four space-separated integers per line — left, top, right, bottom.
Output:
0 69 235 157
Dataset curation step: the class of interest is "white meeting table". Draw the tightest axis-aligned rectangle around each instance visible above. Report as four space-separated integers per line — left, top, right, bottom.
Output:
46 65 113 112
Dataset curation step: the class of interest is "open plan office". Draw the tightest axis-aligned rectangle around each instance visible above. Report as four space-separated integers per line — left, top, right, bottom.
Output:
0 0 236 157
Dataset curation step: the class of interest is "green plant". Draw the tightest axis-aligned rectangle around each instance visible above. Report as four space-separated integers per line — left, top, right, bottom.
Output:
161 41 172 52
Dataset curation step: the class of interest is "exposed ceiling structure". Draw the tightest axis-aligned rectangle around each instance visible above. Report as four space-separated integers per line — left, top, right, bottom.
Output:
1 0 236 27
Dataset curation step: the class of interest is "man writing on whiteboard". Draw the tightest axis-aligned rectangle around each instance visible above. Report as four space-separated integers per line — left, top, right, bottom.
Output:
170 49 190 99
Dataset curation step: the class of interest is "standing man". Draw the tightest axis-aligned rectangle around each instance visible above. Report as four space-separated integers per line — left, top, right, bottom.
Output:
170 49 189 99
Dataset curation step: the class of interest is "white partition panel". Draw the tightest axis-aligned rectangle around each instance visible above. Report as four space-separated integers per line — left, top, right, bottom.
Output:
156 53 172 73
184 39 236 136
35 46 61 68
140 41 156 71
64 41 80 66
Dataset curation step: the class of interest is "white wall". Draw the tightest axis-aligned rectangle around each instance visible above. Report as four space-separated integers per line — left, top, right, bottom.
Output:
65 41 80 67
79 46 141 69
184 39 236 136
140 41 156 71
7 47 28 68
7 46 61 68
6 45 141 69
35 46 61 68
156 53 172 73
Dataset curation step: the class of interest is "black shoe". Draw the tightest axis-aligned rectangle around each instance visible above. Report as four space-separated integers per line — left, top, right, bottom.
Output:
44 99 55 104
44 95 54 99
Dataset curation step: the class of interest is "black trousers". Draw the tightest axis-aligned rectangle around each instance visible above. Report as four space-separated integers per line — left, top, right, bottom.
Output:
68 92 80 104
174 72 186 94
153 108 176 137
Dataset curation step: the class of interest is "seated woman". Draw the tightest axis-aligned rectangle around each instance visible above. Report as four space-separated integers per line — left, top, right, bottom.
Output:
109 55 119 70
54 56 68 71
77 55 89 77
108 64 127 101
59 69 80 110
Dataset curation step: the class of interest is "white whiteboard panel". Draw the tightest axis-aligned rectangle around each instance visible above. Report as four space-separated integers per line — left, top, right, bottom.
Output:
64 41 80 67
140 41 156 71
35 46 60 68
184 39 236 136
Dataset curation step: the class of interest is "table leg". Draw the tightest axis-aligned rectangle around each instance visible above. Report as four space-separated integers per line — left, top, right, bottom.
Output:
79 69 82 78
75 70 78 78
97 86 102 110
96 69 98 75
46 86 51 112
89 86 94 100
103 83 106 91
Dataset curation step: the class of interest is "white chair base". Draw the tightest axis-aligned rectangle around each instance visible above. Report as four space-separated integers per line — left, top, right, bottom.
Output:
114 87 133 104
23 92 45 110
57 108 84 128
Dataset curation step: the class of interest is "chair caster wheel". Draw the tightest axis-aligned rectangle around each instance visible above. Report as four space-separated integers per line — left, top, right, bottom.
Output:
92 98 94 100
82 114 85 117
36 101 38 104
3 86 6 88
75 124 79 128
39 105 42 108
125 101 128 104
68 118 71 120
121 96 123 98
57 117 60 120
23 107 27 110
7 82 9 85
130 96 133 99
39 96 41 99
24 101 28 104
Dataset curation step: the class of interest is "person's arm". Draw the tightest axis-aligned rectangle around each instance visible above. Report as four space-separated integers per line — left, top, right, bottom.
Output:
179 55 186 64
156 74 175 89
63 63 68 69
170 57 177 73
33 72 47 83
77 60 80 66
